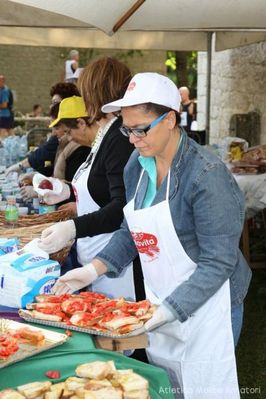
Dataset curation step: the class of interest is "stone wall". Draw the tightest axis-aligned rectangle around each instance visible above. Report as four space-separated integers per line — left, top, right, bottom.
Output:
0 45 166 115
197 41 266 144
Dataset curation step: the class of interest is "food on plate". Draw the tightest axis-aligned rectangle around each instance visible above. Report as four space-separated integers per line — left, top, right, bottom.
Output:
0 389 25 399
79 387 123 398
17 382 52 399
35 294 72 303
123 390 150 399
0 361 150 399
84 379 112 389
241 144 266 163
22 293 155 336
69 312 101 328
30 310 64 322
38 179 53 190
229 142 244 161
16 327 45 347
45 370 61 380
76 360 116 379
231 166 259 174
99 313 140 331
115 370 149 392
64 376 88 391
0 335 19 360
61 298 92 315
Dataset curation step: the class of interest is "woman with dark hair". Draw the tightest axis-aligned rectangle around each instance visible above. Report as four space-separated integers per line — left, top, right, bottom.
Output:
39 58 137 300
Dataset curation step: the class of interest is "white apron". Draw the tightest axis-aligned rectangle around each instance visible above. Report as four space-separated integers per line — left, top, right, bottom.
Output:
123 169 240 399
72 151 135 300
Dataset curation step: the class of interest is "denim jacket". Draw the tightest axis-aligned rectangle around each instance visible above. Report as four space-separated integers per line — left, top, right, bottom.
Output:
97 131 252 322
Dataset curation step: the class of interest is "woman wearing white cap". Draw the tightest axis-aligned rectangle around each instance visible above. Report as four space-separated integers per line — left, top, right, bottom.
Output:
52 72 251 398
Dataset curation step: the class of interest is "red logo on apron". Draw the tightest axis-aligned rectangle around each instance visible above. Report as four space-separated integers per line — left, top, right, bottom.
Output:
72 184 79 203
131 231 160 258
127 81 136 92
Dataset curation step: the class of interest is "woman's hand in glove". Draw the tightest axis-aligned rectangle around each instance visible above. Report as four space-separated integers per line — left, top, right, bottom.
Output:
52 263 98 295
20 185 38 201
38 220 76 253
40 182 71 205
144 304 176 332
5 163 21 175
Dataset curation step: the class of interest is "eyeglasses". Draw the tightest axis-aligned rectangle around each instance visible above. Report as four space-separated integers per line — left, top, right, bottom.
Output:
120 112 168 138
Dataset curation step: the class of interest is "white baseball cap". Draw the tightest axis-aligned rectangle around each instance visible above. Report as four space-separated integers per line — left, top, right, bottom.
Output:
101 72 181 113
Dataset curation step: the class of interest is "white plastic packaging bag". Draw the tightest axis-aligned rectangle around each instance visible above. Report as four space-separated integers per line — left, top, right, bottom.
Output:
32 173 63 197
0 239 60 308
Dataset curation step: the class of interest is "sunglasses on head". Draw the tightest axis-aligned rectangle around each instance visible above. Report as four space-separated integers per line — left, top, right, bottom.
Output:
120 112 168 138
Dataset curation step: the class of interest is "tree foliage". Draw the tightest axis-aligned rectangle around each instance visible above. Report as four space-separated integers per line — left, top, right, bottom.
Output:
165 51 197 98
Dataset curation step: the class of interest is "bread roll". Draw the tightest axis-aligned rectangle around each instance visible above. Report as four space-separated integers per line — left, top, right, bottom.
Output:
75 361 116 380
0 390 25 399
17 382 51 399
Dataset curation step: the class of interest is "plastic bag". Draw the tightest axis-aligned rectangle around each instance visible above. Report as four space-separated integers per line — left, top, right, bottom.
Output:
32 173 63 197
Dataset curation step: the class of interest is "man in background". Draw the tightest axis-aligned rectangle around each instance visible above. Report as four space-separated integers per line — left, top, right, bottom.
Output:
179 86 197 133
0 75 14 138
65 49 79 83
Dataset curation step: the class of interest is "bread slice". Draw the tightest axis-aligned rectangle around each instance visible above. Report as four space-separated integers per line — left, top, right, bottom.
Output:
75 361 116 380
64 377 88 391
83 388 122 399
115 372 148 392
16 327 45 346
31 310 62 322
17 382 52 399
114 321 144 335
84 379 112 390
123 389 150 399
100 315 139 331
44 392 62 399
0 390 25 399
123 390 150 399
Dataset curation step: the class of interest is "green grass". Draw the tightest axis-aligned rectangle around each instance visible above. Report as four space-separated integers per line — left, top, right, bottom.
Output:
236 269 266 398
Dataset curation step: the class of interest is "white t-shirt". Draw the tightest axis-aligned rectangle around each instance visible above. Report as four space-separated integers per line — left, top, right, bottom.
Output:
65 60 77 81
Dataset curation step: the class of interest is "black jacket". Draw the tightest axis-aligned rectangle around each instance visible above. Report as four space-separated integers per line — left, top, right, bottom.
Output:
73 117 134 238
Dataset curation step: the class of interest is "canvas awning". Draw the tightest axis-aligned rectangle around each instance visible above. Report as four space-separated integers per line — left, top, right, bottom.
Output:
0 0 265 51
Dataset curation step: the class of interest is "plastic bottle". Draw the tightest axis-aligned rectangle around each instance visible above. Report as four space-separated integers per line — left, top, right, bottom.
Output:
19 135 28 160
0 142 6 173
5 195 19 227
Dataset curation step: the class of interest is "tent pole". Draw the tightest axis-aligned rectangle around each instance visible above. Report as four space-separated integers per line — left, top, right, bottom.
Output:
205 31 213 144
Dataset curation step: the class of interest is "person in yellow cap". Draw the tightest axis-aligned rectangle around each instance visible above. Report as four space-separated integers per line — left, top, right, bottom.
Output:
18 97 91 204
38 59 137 303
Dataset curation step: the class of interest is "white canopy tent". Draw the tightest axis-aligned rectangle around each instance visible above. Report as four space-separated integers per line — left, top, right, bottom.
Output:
1 0 266 141
0 0 265 51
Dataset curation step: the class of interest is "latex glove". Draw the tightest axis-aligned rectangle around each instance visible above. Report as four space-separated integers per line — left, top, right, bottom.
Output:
20 185 38 201
52 263 98 295
38 220 76 253
40 182 70 205
144 304 176 332
5 163 21 175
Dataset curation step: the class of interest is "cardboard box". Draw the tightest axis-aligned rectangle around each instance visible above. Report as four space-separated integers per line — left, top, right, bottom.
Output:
94 333 148 351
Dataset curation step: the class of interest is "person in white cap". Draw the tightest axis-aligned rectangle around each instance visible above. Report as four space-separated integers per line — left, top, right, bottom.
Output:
51 72 251 398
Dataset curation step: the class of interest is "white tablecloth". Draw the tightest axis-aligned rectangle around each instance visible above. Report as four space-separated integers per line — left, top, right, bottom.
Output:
233 173 266 219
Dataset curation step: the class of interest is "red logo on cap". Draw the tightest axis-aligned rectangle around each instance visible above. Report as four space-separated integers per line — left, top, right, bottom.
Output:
131 231 160 258
127 81 136 92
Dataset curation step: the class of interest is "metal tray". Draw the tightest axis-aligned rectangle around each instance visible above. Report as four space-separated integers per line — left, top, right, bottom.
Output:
0 318 69 368
19 310 145 339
